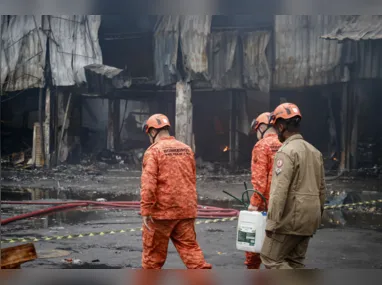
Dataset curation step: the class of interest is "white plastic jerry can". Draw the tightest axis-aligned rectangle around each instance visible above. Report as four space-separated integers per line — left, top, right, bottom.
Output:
236 210 267 253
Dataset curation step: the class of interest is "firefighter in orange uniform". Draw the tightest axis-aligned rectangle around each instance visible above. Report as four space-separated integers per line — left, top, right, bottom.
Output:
140 114 212 269
245 112 282 269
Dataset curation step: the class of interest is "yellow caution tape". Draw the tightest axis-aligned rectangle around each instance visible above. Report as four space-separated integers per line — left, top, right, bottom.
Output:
0 217 238 245
1 200 380 245
323 199 382 210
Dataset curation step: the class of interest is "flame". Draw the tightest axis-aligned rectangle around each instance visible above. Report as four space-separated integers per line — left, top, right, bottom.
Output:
223 146 229 152
333 157 338 161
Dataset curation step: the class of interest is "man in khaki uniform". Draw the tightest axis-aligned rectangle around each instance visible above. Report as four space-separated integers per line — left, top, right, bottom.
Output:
260 103 326 269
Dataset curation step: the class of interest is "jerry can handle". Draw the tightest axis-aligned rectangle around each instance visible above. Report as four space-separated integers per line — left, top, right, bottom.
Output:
243 182 268 211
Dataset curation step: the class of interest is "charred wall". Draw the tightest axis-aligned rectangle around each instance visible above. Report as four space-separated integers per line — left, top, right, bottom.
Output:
357 80 382 167
80 91 174 154
192 91 230 162
192 90 271 167
270 87 332 156
1 89 39 155
99 16 155 80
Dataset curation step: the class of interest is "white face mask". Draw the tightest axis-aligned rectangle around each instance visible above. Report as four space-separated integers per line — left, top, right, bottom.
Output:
256 125 270 141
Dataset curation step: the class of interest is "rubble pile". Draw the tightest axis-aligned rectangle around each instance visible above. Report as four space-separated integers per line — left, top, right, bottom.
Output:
95 148 145 169
196 157 230 176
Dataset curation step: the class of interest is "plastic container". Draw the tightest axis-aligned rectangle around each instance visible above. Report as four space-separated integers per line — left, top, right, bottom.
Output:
236 210 267 253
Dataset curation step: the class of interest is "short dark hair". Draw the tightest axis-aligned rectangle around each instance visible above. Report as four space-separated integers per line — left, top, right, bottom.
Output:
276 117 301 132
156 126 170 133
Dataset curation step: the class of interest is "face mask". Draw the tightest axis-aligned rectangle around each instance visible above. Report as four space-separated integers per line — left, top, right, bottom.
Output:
256 130 262 141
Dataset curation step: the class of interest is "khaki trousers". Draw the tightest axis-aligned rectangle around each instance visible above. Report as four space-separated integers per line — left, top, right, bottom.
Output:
260 232 311 269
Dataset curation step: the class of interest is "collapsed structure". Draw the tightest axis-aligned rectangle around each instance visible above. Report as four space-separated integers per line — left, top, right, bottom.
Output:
1 15 381 173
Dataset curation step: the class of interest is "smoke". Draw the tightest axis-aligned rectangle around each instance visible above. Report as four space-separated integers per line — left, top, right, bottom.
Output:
1 0 382 14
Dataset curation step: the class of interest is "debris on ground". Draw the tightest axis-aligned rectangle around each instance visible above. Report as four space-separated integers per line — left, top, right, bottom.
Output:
12 151 26 165
49 227 65 231
96 148 145 168
326 190 347 206
195 157 232 176
1 148 32 169
1 243 37 269
63 258 82 265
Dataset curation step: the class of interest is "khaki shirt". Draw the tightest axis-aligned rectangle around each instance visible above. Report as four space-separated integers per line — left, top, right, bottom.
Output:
266 134 326 236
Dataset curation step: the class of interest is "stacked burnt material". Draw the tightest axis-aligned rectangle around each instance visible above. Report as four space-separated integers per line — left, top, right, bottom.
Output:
84 64 132 95
357 139 381 177
96 148 145 169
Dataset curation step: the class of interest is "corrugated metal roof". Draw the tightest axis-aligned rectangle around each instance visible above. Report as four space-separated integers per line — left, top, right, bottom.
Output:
1 16 47 91
154 16 212 86
351 39 382 79
180 16 211 81
321 15 382 41
0 15 102 92
153 16 180 86
273 15 348 89
84 64 132 94
152 16 273 91
49 15 103 86
320 15 382 79
207 30 242 90
241 30 271 93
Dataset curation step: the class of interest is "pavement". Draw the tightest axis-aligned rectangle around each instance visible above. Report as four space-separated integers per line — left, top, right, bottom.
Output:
1 202 382 269
1 168 382 269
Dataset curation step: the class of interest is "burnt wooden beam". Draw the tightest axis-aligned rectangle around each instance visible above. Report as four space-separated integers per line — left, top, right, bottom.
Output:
1 243 37 269
113 99 121 151
340 83 348 173
57 93 72 164
107 98 121 151
44 87 51 168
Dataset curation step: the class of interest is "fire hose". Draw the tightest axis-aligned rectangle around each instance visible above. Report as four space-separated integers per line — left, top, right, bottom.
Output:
0 201 240 226
223 182 267 209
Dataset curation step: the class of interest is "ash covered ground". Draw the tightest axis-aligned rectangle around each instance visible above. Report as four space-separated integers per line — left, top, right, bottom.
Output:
1 165 382 269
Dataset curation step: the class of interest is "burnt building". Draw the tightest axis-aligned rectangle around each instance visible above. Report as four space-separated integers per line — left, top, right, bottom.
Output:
1 15 381 173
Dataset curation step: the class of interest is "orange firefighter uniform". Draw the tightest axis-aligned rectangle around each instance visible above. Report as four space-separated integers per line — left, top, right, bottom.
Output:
245 113 282 269
140 116 211 269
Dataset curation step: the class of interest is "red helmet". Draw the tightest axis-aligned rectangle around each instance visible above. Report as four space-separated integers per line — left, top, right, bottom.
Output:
270 103 302 125
142 114 171 133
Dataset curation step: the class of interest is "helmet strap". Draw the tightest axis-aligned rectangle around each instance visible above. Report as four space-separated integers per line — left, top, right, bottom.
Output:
149 129 160 144
259 125 271 139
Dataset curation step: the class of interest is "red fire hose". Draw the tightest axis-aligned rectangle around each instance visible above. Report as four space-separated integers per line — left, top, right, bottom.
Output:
0 200 239 226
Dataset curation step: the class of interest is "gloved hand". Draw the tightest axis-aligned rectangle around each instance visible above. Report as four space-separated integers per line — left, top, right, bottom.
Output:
248 204 258 212
142 216 154 231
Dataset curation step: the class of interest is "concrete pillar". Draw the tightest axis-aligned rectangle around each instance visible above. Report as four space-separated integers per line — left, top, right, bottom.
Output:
175 81 193 149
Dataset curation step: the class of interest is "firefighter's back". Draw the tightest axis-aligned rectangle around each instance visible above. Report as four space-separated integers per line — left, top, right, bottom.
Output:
150 136 197 220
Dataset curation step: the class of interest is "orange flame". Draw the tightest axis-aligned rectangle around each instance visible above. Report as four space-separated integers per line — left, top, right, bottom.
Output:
223 146 229 152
